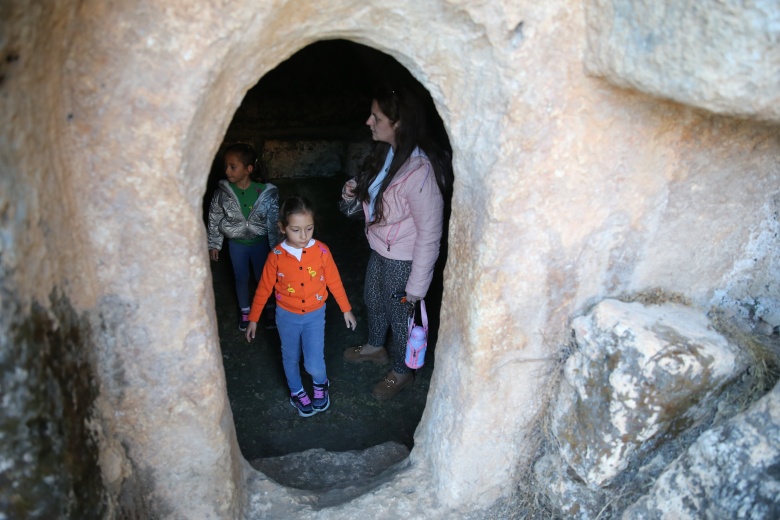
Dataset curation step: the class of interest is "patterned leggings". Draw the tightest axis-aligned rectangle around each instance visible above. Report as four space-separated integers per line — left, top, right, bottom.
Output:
364 250 414 374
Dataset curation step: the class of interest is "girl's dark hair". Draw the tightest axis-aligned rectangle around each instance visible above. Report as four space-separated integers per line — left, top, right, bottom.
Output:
279 195 316 228
224 142 268 182
354 85 452 226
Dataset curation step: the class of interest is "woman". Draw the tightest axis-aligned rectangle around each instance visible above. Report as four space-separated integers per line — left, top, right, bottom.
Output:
342 86 451 400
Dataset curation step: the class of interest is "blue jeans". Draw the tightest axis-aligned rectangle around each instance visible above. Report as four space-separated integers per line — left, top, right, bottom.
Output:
276 305 327 393
228 238 269 309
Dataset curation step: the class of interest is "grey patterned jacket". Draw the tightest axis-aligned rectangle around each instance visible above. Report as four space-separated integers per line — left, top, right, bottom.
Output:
207 180 280 250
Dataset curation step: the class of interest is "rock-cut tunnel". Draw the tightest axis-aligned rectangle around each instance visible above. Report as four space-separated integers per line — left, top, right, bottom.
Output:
210 39 450 468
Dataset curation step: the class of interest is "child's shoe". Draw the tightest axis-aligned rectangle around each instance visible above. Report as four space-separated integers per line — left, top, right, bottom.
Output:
371 370 413 401
238 312 250 332
289 390 315 417
312 380 330 412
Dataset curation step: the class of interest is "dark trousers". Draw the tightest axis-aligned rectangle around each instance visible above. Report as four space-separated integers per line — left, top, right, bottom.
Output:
364 251 413 374
228 238 269 310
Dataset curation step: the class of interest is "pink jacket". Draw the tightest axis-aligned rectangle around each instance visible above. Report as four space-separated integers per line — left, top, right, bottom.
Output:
362 148 444 297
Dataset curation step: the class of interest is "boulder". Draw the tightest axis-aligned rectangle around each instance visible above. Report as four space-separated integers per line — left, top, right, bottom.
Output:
534 453 605 520
552 299 749 487
584 0 780 123
623 382 780 519
249 441 409 491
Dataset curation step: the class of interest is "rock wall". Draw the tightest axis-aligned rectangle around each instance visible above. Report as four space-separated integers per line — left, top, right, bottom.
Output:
624 382 780 519
1 0 778 518
536 299 777 518
584 0 780 123
555 300 749 488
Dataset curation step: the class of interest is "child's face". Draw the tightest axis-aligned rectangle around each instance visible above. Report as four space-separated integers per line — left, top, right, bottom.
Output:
281 212 314 249
224 152 253 185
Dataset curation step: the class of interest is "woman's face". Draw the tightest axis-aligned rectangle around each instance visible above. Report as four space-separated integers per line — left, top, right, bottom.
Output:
366 100 398 149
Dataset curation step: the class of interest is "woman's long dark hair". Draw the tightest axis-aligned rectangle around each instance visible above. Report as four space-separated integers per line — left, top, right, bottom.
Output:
355 86 452 226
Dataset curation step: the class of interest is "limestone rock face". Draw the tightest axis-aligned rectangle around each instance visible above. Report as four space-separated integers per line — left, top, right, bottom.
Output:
623 382 780 519
534 453 605 520
552 300 748 487
584 0 780 122
2 0 780 517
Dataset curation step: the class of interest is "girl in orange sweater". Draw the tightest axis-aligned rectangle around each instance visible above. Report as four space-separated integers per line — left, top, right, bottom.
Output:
246 196 356 417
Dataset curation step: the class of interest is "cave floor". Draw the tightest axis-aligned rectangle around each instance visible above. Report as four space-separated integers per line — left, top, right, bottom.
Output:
210 177 441 461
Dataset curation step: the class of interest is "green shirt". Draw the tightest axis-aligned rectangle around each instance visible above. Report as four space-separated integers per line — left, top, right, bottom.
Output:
230 181 267 246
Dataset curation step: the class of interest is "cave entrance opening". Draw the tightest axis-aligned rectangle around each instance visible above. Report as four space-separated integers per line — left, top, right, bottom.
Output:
204 40 452 474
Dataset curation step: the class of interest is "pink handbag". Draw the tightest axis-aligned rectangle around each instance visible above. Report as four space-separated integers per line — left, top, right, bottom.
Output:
405 300 428 369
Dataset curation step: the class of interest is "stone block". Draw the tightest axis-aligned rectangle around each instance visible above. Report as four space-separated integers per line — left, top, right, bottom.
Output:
584 0 780 122
623 382 780 519
249 441 409 491
534 453 605 520
263 140 346 178
552 299 749 487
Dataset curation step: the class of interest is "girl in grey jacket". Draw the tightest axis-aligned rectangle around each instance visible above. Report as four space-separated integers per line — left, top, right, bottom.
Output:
208 143 280 331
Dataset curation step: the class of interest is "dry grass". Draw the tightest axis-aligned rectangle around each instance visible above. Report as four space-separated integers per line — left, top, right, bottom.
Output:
709 309 780 413
616 287 692 307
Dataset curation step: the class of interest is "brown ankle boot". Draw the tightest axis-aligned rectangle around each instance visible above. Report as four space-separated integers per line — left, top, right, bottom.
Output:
343 344 389 364
372 370 413 401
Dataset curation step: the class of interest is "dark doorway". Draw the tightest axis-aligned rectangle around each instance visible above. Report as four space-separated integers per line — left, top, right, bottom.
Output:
204 40 451 461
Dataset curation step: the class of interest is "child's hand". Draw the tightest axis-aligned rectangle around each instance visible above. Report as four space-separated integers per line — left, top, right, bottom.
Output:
209 249 219 261
344 311 357 331
246 322 258 342
342 179 357 199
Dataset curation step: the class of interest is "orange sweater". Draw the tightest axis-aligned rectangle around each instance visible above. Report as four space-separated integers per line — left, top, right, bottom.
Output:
248 240 352 321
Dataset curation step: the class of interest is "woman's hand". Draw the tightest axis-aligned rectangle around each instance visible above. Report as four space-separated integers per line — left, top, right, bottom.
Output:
344 311 357 331
342 179 357 199
209 249 219 261
405 293 424 304
246 322 257 342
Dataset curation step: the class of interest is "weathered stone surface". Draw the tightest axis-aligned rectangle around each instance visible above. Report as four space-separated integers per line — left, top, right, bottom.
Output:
1 0 779 517
736 295 780 331
534 453 605 520
552 299 749 487
584 0 780 123
262 140 346 178
0 296 104 519
249 441 409 490
623 381 780 519
345 142 373 180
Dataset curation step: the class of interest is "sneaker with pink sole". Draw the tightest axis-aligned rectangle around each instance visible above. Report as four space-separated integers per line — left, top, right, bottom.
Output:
289 390 315 417
312 380 330 412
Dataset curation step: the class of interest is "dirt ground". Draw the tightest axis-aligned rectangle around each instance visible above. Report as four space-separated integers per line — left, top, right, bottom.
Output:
209 177 443 460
